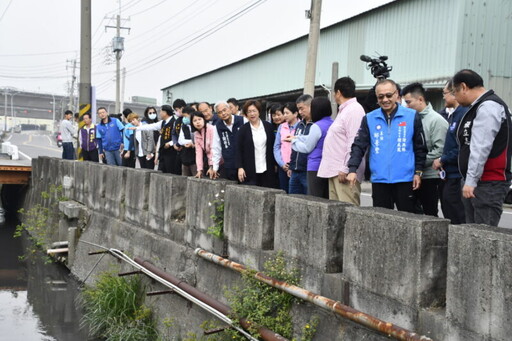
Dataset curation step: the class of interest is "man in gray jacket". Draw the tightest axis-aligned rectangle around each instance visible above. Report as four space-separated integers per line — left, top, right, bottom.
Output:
402 83 448 216
59 110 77 160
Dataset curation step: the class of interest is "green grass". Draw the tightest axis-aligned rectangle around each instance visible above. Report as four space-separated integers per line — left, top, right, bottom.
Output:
79 271 158 341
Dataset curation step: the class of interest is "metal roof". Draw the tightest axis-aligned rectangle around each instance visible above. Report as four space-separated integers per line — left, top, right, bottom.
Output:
162 0 512 105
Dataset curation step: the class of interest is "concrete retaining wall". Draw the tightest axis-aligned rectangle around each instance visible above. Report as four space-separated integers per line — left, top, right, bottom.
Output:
24 157 512 340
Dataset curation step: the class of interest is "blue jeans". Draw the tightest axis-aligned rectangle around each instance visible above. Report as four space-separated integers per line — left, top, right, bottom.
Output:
289 170 307 194
62 142 75 160
104 150 122 166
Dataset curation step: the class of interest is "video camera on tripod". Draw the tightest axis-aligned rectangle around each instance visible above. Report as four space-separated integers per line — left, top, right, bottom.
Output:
360 55 392 79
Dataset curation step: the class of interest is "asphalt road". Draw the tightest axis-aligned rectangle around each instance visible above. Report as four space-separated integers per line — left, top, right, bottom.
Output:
6 131 61 159
359 185 512 229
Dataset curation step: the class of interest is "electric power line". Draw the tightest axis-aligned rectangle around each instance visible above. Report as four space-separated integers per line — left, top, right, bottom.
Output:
0 0 14 22
126 0 267 77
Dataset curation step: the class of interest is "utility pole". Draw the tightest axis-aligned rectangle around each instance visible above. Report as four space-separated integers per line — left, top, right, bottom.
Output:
106 15 130 116
330 62 339 117
78 0 92 160
67 59 78 111
3 90 7 132
120 67 126 114
303 0 322 96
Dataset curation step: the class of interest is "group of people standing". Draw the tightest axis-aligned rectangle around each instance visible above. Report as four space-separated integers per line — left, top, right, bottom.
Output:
60 68 511 227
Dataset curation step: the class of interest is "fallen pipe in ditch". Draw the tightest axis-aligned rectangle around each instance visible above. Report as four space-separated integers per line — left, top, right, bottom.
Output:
195 248 434 341
134 257 288 341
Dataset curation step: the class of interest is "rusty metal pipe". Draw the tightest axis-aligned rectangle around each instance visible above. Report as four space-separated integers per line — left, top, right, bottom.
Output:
195 248 434 341
134 257 288 341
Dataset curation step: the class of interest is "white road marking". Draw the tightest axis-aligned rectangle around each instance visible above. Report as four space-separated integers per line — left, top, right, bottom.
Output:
18 150 32 160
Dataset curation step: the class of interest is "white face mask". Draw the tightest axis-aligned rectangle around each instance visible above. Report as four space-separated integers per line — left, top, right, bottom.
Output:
148 113 157 120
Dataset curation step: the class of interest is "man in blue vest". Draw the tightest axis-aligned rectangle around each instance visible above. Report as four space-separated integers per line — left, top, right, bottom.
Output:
347 79 427 212
211 101 245 180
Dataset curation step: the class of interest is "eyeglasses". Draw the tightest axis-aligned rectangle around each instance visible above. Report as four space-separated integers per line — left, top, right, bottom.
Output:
377 90 397 100
442 91 453 96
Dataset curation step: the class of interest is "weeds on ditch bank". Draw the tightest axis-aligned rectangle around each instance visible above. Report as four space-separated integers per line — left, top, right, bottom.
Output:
14 185 68 263
78 271 158 341
185 253 319 341
207 190 225 239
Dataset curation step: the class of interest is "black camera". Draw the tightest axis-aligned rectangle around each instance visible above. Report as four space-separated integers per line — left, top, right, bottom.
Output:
360 55 392 79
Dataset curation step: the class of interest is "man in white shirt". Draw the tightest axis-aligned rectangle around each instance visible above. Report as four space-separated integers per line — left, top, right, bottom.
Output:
211 101 246 180
60 110 76 160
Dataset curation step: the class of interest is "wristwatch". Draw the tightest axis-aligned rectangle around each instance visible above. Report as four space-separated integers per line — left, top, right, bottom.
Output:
415 170 423 177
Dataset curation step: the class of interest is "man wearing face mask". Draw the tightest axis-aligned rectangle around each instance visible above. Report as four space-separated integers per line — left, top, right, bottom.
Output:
130 105 181 174
176 106 197 176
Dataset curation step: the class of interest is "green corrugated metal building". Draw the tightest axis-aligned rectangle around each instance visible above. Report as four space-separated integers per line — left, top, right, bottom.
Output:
161 0 512 108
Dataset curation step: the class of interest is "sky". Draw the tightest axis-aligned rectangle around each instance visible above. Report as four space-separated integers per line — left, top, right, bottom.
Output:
0 0 392 105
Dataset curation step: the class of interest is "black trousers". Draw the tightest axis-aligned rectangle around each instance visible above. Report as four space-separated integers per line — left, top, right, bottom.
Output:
414 178 440 216
243 170 275 188
219 166 237 181
440 178 466 224
372 182 415 213
121 150 136 168
307 171 329 199
82 149 99 162
138 155 155 170
158 148 182 174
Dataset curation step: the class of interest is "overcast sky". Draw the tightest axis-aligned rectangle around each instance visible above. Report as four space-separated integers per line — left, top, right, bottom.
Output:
0 0 392 104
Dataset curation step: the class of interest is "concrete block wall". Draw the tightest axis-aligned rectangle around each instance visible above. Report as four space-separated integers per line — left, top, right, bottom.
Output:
25 157 512 340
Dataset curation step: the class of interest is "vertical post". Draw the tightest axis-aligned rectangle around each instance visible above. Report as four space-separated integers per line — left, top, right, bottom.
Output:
78 0 92 160
115 14 121 116
68 59 77 111
303 0 322 96
330 62 339 117
120 67 126 114
51 94 56 133
3 90 7 131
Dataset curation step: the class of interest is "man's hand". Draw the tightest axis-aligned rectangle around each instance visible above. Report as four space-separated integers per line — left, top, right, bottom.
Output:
346 172 357 188
195 170 203 178
238 168 246 183
164 143 171 149
282 163 289 172
286 169 292 178
173 145 182 151
462 184 476 198
432 158 442 170
338 171 348 184
412 174 422 190
185 143 194 148
123 151 130 159
283 135 296 142
100 153 105 161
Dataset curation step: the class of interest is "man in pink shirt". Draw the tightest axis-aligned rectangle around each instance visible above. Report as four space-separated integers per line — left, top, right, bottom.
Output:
318 77 366 205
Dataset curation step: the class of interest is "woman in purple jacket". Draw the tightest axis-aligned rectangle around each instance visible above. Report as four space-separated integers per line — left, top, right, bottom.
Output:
286 97 333 198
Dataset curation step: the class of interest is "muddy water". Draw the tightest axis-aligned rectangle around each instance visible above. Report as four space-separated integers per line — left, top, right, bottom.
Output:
0 218 90 341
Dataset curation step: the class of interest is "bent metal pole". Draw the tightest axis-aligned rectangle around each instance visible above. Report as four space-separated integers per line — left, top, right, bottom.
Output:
195 248 434 341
